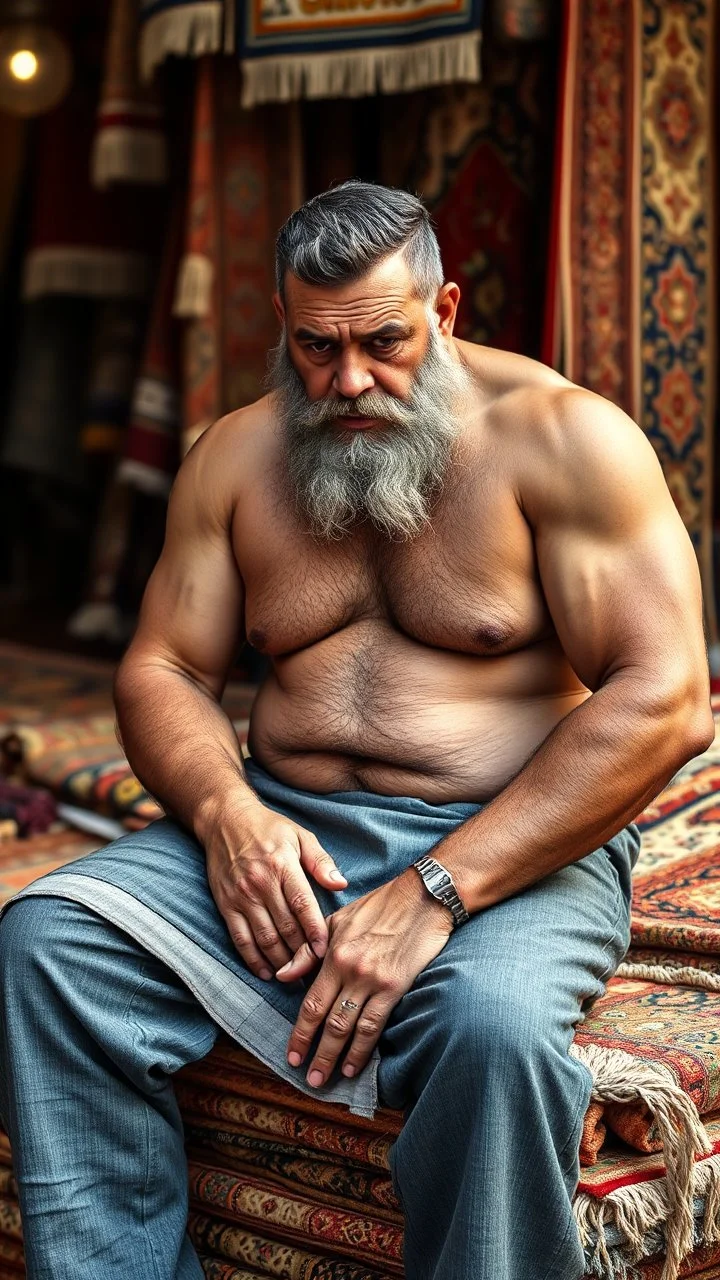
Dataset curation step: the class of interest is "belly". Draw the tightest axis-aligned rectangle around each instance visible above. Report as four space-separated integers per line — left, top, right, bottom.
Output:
247 621 589 802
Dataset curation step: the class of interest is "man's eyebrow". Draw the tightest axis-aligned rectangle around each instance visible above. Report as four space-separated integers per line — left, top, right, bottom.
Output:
294 327 335 342
293 322 413 342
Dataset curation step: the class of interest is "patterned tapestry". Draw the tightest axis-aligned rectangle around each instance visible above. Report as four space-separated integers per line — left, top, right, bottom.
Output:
546 0 717 648
380 36 551 357
177 57 295 453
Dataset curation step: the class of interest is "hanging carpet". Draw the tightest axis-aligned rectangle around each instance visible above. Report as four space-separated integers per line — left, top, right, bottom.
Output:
545 0 717 648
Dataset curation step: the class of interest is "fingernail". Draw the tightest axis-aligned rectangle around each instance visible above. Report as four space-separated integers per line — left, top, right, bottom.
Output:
342 1064 356 1078
312 939 326 958
329 869 346 883
259 967 273 980
288 1051 302 1067
275 961 291 975
308 1069 324 1087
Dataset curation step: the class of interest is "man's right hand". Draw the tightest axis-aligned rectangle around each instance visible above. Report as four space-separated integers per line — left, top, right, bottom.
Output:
203 797 347 980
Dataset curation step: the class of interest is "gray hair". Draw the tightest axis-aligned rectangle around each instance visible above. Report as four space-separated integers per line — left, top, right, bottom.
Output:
275 180 444 302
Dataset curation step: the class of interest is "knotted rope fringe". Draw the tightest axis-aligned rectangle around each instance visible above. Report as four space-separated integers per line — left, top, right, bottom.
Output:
616 961 720 992
571 1044 712 1280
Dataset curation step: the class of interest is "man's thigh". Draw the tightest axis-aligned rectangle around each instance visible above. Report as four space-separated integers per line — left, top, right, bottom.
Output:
377 840 633 1106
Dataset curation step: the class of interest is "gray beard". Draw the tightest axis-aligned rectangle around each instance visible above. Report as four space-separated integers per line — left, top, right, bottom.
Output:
269 326 471 541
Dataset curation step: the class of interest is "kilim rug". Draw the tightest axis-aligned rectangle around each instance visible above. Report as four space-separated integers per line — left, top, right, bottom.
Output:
235 0 482 107
380 33 552 359
545 0 718 647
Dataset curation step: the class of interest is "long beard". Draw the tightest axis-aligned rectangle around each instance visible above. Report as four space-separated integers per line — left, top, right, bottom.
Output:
269 327 471 541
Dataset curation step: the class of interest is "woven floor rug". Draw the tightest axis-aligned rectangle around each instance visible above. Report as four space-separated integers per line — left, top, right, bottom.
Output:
545 0 718 648
0 643 117 726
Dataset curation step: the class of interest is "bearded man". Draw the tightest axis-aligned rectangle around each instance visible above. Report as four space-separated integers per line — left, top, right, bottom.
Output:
0 182 713 1280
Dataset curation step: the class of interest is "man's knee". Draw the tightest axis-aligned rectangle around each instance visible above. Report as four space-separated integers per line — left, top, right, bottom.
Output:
0 894 101 997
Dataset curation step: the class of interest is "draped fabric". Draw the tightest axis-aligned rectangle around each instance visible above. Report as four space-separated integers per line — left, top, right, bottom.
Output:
93 0 167 189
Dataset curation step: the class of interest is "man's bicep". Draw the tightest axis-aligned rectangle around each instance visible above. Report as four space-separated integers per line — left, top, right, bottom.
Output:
531 398 707 695
128 444 245 697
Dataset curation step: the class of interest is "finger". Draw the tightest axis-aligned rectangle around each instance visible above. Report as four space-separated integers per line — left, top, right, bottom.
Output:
224 910 274 981
339 995 395 1079
276 940 319 982
285 968 339 1071
244 903 294 972
298 830 348 892
262 882 308 957
281 864 331 958
304 991 366 1088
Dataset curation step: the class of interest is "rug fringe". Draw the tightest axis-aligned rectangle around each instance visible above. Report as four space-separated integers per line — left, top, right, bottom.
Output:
139 2 224 81
92 126 168 189
173 252 214 318
616 961 720 992
575 1152 720 1279
571 1044 712 1280
240 32 481 107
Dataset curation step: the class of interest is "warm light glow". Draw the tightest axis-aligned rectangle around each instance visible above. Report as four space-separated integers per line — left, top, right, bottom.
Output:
9 49 38 81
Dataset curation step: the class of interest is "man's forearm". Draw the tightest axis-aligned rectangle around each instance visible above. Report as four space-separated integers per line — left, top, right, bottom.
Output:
413 677 712 915
114 657 258 839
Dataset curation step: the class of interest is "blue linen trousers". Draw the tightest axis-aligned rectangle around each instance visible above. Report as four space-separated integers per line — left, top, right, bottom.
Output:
0 758 638 1280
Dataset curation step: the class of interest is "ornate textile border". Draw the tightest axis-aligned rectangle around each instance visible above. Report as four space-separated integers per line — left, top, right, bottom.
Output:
548 0 717 646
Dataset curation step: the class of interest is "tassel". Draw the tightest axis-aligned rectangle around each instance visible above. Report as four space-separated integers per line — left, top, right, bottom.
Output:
173 253 214 319
571 1044 712 1280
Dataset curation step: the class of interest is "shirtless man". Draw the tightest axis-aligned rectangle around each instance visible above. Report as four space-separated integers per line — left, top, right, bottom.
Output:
0 182 713 1280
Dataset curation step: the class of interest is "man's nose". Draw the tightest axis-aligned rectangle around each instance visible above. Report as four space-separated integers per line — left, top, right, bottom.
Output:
332 353 375 400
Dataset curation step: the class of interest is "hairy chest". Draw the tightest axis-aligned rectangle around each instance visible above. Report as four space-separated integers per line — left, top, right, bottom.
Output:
233 484 551 659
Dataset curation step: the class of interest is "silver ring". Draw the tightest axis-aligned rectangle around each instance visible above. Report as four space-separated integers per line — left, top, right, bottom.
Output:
340 998 359 1011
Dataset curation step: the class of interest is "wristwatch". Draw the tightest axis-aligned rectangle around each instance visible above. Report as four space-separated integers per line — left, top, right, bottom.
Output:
413 855 470 929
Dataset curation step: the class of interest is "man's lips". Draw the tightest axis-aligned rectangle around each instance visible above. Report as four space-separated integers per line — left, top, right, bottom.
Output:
336 415 378 431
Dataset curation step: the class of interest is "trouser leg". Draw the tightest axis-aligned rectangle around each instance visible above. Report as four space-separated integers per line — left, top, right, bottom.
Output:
0 895 219 1280
377 843 632 1280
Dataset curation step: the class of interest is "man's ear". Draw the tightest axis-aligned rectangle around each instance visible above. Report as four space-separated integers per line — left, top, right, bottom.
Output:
435 282 461 338
273 291 285 325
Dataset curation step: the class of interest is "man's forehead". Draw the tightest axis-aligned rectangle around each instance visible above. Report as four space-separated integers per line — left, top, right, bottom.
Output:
283 252 422 333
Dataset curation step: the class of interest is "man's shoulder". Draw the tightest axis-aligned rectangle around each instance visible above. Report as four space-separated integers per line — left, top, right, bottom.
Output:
181 396 273 484
192 395 272 458
169 395 275 529
457 340 656 515
458 340 640 457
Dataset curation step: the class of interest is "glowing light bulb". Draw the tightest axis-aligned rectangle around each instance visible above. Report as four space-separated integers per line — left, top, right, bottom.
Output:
9 48 38 79
0 22 72 115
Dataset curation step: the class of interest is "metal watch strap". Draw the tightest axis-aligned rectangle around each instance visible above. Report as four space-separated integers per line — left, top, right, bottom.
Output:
412 855 470 928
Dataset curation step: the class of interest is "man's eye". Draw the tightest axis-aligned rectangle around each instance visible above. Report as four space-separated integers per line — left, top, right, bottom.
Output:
308 341 333 354
371 337 400 352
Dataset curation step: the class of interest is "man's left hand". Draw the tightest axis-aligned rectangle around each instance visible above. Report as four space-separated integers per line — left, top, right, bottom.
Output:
276 872 454 1087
